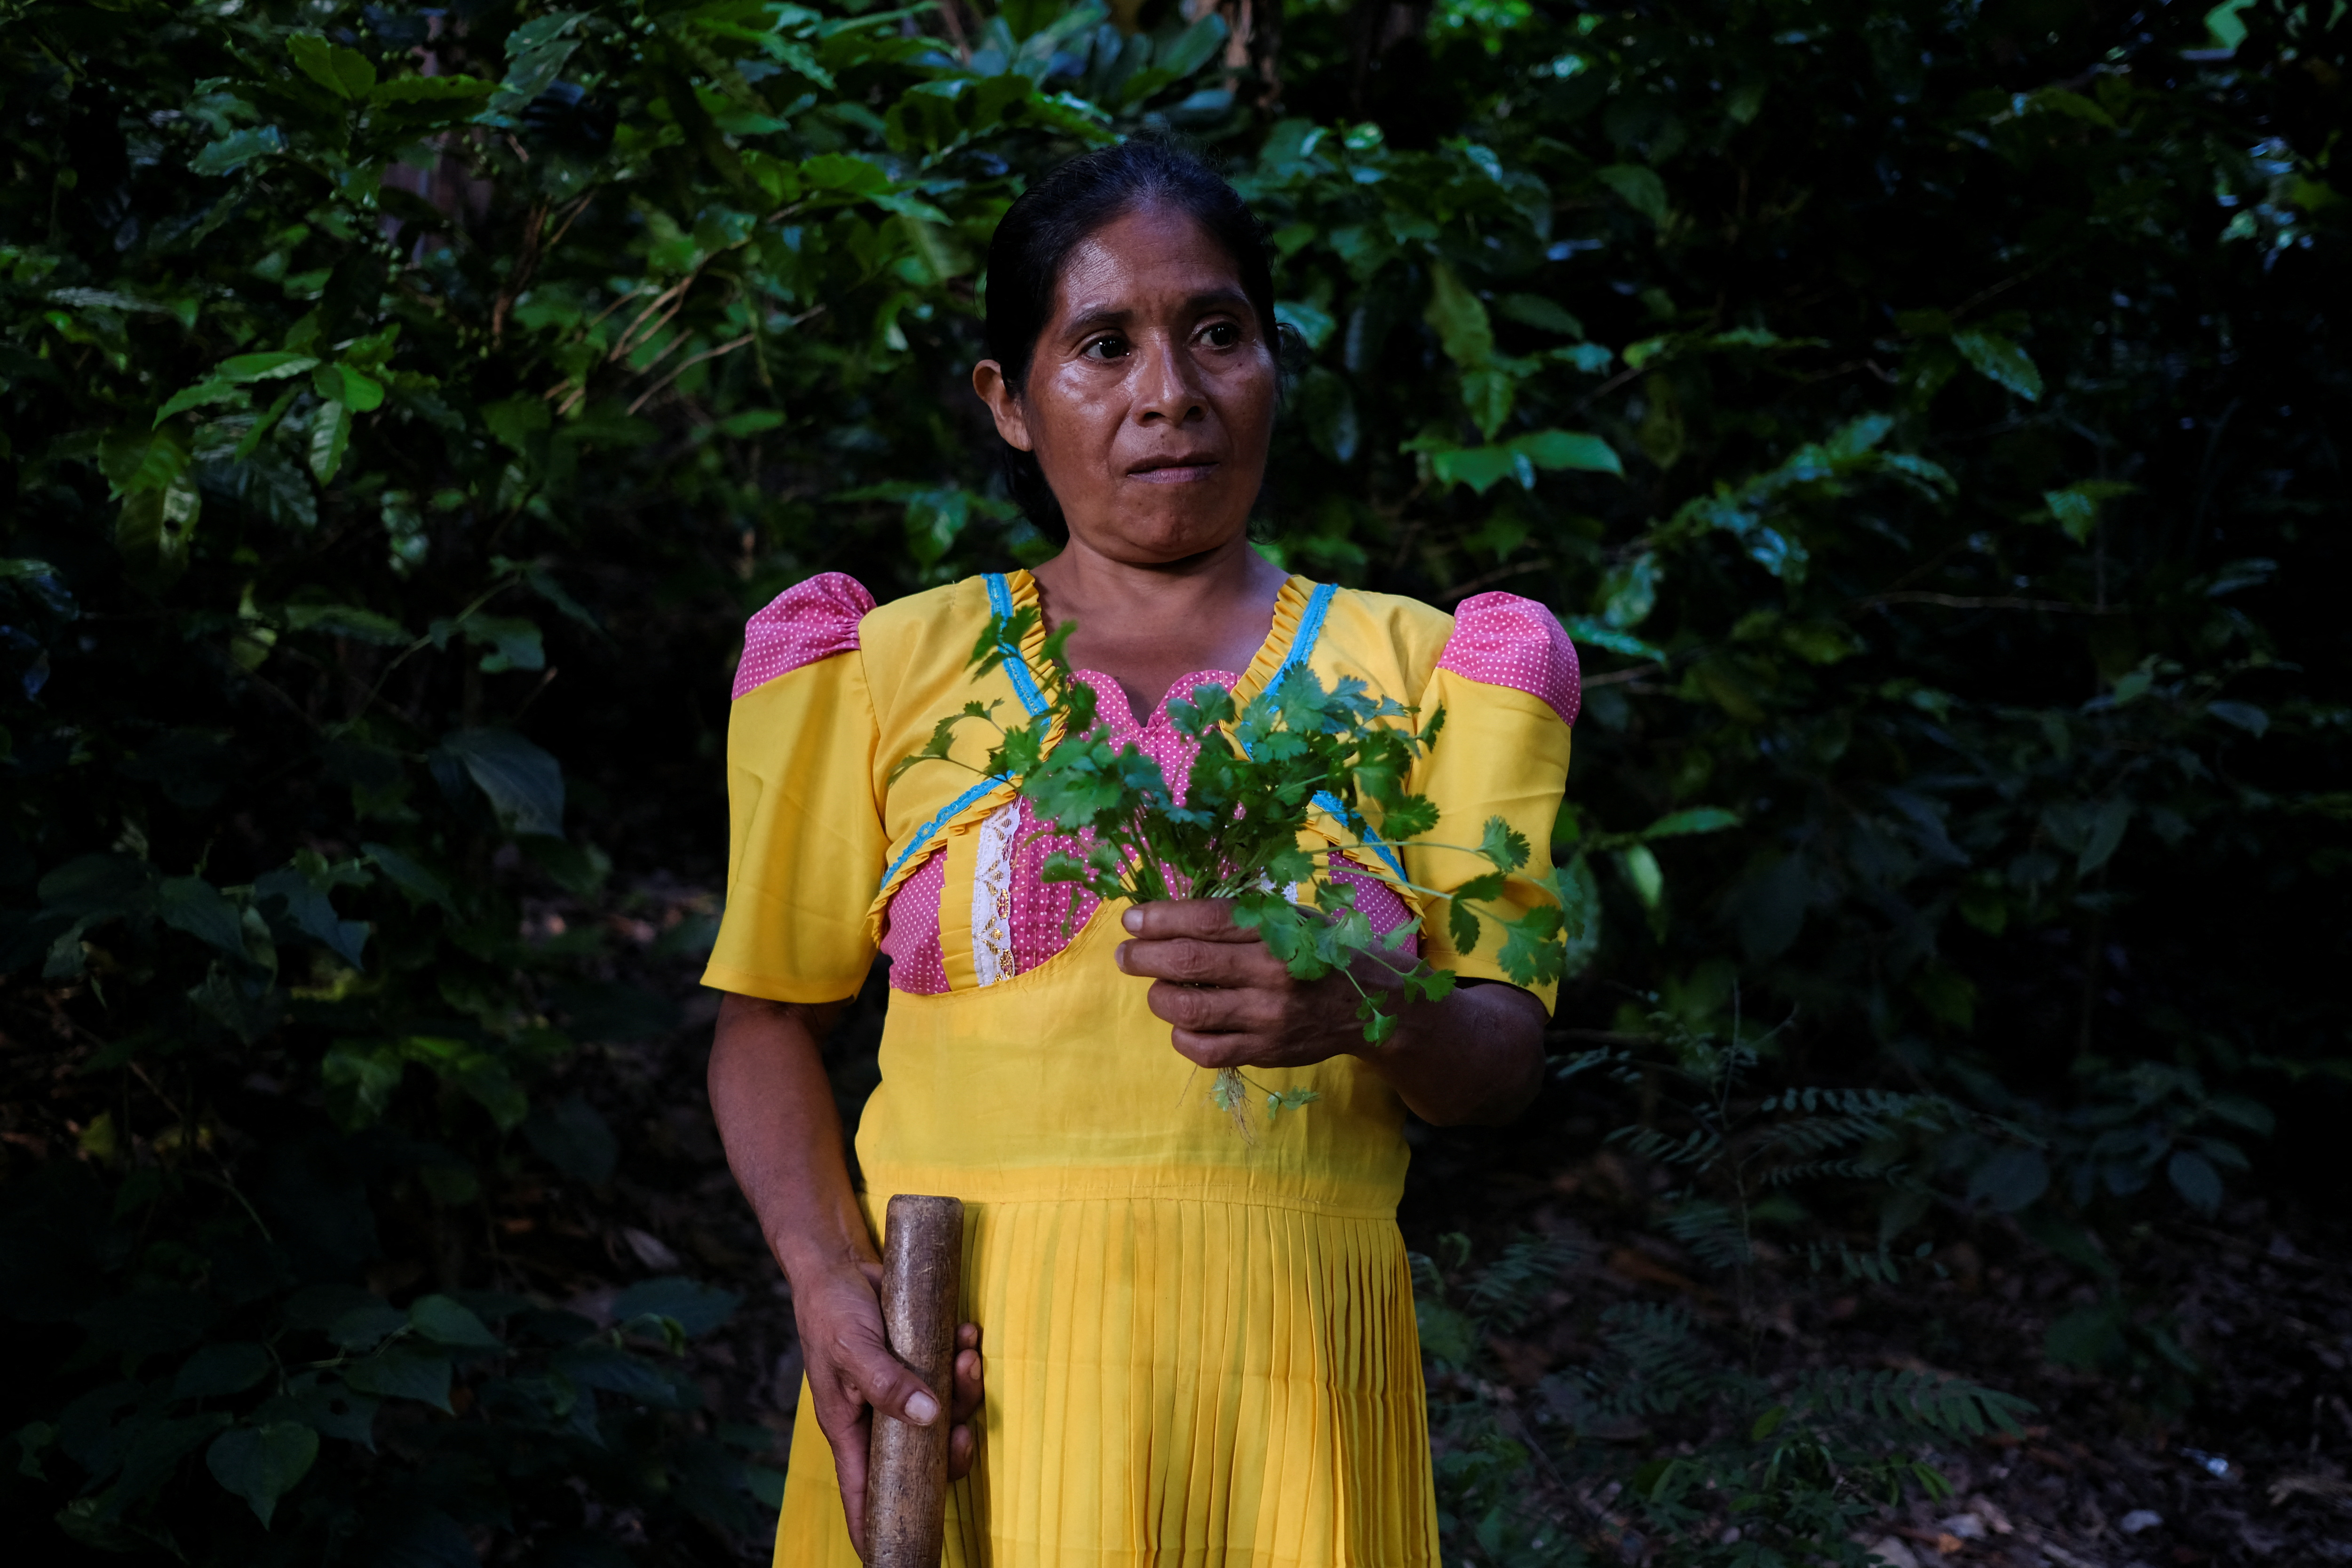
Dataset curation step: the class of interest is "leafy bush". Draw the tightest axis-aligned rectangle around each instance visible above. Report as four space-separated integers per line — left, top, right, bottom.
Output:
0 0 2343 1560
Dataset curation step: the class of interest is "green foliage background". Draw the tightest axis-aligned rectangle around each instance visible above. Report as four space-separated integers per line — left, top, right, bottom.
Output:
0 0 2343 1560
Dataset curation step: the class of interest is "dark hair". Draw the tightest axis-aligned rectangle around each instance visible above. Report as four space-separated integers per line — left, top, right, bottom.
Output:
982 138 1281 535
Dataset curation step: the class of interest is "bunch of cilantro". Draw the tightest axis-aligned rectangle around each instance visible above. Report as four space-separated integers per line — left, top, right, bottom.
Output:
895 609 1568 1128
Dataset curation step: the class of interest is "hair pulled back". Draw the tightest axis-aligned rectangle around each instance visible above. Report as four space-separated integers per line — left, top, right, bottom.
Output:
982 138 1279 535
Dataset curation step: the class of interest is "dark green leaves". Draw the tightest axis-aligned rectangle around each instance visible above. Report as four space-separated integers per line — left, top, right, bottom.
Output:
207 1423 318 1527
1950 327 2043 401
441 729 564 838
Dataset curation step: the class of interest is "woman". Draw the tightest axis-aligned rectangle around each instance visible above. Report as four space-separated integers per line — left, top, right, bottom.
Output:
705 140 1579 1567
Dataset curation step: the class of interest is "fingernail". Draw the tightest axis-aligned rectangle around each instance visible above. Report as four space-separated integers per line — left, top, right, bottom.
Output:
1122 908 1142 932
906 1391 940 1425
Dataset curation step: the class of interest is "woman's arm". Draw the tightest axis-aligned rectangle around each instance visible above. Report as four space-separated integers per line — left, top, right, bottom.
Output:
707 993 984 1552
1112 901 1547 1125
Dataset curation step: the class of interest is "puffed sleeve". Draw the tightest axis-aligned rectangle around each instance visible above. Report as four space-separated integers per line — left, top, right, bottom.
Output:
700 573 887 1003
1403 592 1580 1011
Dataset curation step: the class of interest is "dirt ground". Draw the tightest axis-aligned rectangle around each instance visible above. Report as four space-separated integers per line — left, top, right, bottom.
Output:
10 890 2347 1566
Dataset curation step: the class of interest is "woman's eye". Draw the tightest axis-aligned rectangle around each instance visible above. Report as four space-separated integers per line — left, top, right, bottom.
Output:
1081 335 1130 361
1200 321 1241 348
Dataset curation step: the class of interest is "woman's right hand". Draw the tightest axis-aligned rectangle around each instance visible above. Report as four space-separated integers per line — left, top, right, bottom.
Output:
792 1259 984 1559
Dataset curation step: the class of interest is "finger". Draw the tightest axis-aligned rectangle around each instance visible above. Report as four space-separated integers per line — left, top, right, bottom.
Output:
1148 978 1279 1035
948 1419 977 1481
831 1319 945 1427
1169 1027 1269 1070
1119 899 1258 942
951 1336 984 1424
825 1403 874 1560
1118 935 1283 986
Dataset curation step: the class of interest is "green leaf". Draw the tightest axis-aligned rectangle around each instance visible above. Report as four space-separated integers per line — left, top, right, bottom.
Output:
1512 428 1623 477
441 728 564 836
1423 262 1494 370
1275 300 1336 352
342 1345 453 1411
409 1295 500 1348
1596 163 1669 223
285 603 408 645
460 613 545 673
173 1342 273 1401
362 842 452 908
1498 294 1584 336
220 352 321 383
1615 844 1663 910
156 876 249 955
1478 815 1532 873
369 74 496 104
2076 796 2131 875
1950 328 2043 401
2167 1149 2223 1211
1556 854 1600 976
288 34 376 99
613 1277 741 1338
1639 807 1739 839
1446 896 1481 955
207 1423 318 1527
307 401 352 484
1967 1147 2050 1212
481 394 551 453
2041 480 2133 542
154 379 242 425
336 366 386 414
190 126 283 176
321 1045 404 1130
1298 366 1359 464
801 152 894 196
524 1093 618 1183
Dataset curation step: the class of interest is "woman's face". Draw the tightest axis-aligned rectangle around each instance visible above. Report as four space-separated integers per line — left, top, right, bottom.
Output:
973 203 1277 566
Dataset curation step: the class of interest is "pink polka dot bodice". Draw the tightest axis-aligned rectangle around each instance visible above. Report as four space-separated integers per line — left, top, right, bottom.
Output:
730 575 1581 996
878 670 1419 995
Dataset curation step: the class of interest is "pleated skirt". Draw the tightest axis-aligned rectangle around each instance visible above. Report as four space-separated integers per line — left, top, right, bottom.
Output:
772 1190 1439 1568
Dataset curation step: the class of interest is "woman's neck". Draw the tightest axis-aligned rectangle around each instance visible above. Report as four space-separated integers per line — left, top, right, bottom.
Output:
1028 532 1290 725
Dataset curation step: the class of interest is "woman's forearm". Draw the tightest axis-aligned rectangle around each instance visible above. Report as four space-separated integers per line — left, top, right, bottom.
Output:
1350 979 1547 1127
706 993 874 1283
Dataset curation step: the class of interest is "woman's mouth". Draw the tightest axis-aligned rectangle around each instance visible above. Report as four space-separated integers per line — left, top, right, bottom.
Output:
1128 455 1219 484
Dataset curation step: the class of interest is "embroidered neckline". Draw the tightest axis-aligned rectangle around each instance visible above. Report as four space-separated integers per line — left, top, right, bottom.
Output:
997 570 1321 718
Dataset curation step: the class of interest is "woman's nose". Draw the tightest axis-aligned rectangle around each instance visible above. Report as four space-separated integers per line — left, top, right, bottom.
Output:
1133 338 1205 424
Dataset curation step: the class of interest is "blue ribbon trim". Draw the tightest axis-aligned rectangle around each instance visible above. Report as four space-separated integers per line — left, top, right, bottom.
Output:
878 575 1048 893
984 573 1049 718
1247 581 1411 884
882 774 1010 891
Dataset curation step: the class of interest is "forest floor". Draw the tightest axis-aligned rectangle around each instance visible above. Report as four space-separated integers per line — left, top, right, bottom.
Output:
19 881 2340 1566
509 911 2352 1568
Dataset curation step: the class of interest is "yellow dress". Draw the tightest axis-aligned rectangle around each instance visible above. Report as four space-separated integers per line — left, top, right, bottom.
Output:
703 571 1576 1568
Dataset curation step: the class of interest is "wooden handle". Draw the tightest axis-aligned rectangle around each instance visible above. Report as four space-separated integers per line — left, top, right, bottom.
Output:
863 1194 965 1568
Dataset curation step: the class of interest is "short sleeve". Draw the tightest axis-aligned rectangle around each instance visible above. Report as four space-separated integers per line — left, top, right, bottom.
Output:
1405 595 1579 1011
702 576 887 1003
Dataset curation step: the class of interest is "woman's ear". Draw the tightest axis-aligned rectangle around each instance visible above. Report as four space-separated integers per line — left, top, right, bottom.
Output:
970 360 1033 453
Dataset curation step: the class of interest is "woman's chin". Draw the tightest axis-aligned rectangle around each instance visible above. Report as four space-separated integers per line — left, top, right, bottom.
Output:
1077 493 1255 565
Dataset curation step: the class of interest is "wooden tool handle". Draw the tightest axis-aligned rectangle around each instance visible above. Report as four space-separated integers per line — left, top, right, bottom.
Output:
863 1194 965 1568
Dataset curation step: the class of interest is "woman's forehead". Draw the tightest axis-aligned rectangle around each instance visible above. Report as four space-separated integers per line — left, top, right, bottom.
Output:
1049 206 1246 321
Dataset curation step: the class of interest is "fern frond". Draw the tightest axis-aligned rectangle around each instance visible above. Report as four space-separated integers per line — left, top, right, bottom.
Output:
1659 1200 1750 1271
1612 1124 1723 1167
1462 1232 1591 1330
1761 1157 1901 1187
1786 1367 2033 1439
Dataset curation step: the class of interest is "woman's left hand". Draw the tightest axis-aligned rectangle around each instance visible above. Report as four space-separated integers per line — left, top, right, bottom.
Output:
1113 898 1400 1071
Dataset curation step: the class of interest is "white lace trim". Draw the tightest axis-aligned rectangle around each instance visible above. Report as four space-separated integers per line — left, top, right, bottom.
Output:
971 799 1020 987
